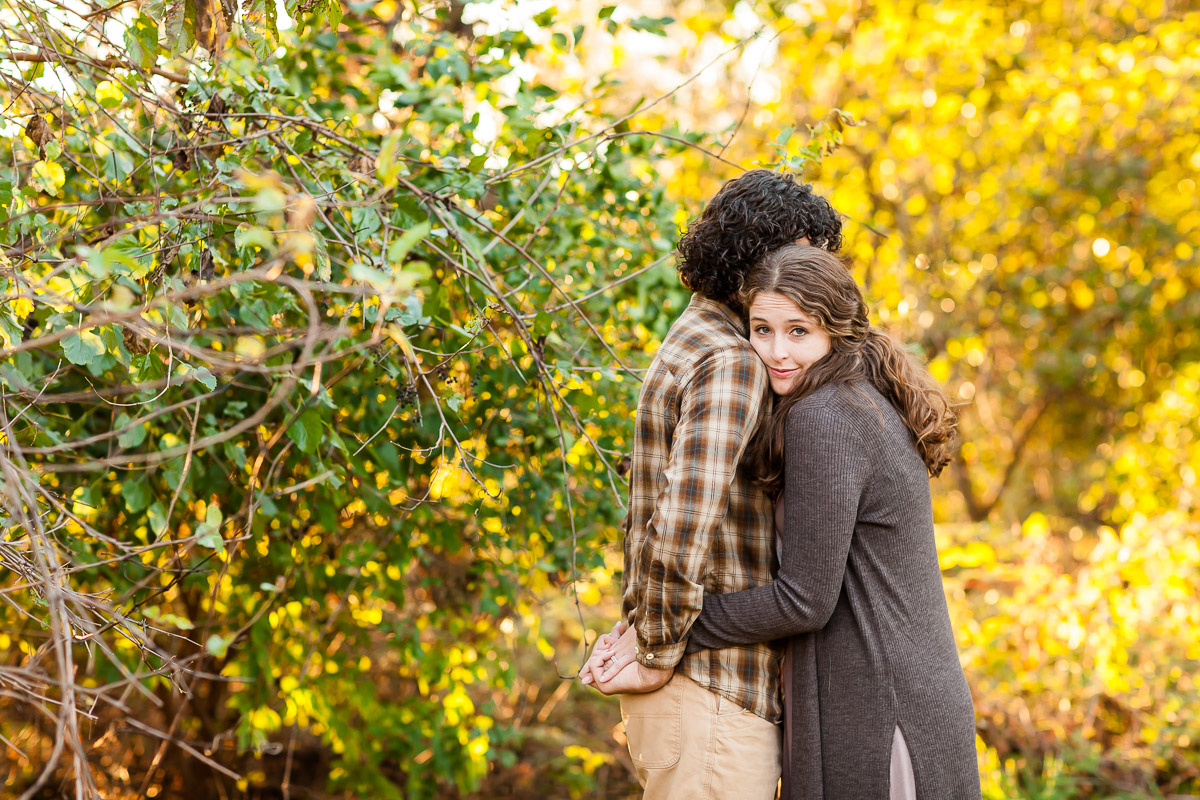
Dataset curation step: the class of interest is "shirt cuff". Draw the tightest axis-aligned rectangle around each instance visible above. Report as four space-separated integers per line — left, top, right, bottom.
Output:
635 636 688 669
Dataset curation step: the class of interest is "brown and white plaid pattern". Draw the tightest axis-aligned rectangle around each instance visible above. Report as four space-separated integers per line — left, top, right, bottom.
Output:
621 294 782 723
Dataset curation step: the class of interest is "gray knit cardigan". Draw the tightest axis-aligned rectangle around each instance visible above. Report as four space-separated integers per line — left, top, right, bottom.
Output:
687 381 982 800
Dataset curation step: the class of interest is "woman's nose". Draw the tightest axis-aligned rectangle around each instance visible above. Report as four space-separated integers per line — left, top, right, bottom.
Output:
772 336 790 362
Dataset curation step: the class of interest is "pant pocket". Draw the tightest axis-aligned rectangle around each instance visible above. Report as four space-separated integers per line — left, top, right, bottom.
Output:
620 680 684 770
715 692 764 730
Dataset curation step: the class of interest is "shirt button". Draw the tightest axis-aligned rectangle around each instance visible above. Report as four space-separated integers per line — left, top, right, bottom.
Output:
645 653 654 660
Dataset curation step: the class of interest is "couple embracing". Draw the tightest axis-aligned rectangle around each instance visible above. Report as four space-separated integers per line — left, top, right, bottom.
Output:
580 170 981 799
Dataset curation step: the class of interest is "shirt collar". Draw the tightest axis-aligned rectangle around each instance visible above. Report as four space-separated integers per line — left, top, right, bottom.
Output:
689 293 748 337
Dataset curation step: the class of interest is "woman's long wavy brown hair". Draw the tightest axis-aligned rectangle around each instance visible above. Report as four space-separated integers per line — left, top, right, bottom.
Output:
743 245 957 493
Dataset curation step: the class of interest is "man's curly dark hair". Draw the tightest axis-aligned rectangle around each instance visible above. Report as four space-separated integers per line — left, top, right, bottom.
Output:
675 169 843 305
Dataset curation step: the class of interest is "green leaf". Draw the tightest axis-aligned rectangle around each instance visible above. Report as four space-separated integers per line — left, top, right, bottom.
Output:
376 132 405 188
391 196 427 227
205 634 230 659
393 261 431 293
292 129 313 155
351 207 381 242
131 353 166 383
0 364 32 392
397 294 429 327
117 414 148 448
62 330 106 366
123 14 159 68
101 325 132 367
242 0 279 60
628 15 675 35
286 407 323 454
196 504 224 550
191 366 217 391
313 231 331 281
348 261 392 293
96 80 125 109
234 226 276 253
386 221 431 265
80 238 152 279
196 527 224 550
147 502 168 537
0 311 21 350
256 491 279 517
157 613 194 630
29 160 66 197
122 479 152 513
224 440 247 468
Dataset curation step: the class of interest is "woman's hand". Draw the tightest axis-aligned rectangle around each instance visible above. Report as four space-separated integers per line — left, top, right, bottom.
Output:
580 621 634 684
592 623 639 683
597 619 627 653
579 619 627 685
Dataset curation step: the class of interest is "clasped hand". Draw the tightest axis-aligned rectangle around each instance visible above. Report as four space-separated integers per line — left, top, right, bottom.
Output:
578 621 673 695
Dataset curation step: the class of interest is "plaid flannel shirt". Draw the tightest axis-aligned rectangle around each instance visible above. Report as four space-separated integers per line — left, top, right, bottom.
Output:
621 293 782 723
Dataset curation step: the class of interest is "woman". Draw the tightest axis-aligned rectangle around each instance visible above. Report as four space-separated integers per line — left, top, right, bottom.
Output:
592 244 980 799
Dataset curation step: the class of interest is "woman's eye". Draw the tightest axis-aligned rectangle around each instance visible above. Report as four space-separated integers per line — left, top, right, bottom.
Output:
791 327 807 337
755 326 771 335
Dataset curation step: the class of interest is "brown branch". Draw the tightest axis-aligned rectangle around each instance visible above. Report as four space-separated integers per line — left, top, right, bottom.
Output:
1 50 189 83
955 395 1052 521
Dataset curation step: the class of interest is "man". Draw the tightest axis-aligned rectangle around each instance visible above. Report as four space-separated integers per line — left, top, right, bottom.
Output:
581 170 842 798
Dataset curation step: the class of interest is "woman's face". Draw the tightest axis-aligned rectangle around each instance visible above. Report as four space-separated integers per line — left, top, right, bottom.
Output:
748 291 832 395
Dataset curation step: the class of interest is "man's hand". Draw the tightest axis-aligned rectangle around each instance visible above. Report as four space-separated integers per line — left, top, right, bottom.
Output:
591 659 673 696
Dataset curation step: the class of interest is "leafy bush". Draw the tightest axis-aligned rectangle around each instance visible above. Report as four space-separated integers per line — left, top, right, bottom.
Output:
0 2 693 797
944 512 1200 798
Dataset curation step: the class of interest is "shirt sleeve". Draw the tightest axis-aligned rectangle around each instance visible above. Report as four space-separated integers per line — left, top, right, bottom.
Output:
685 399 870 651
633 348 768 669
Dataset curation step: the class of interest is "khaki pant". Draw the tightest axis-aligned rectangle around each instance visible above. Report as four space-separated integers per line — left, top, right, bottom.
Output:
619 674 781 799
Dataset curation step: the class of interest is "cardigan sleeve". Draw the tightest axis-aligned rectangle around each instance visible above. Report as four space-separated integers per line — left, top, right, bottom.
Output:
686 397 871 650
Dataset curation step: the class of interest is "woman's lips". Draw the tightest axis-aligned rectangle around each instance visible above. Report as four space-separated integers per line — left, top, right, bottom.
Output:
769 367 797 379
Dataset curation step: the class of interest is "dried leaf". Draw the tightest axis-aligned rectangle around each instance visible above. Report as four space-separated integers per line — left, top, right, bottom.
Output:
123 327 152 355
198 249 215 280
24 114 53 158
205 94 228 119
162 0 187 53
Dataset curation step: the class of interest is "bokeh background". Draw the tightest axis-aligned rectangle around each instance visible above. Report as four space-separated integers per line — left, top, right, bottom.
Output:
1 0 1198 798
